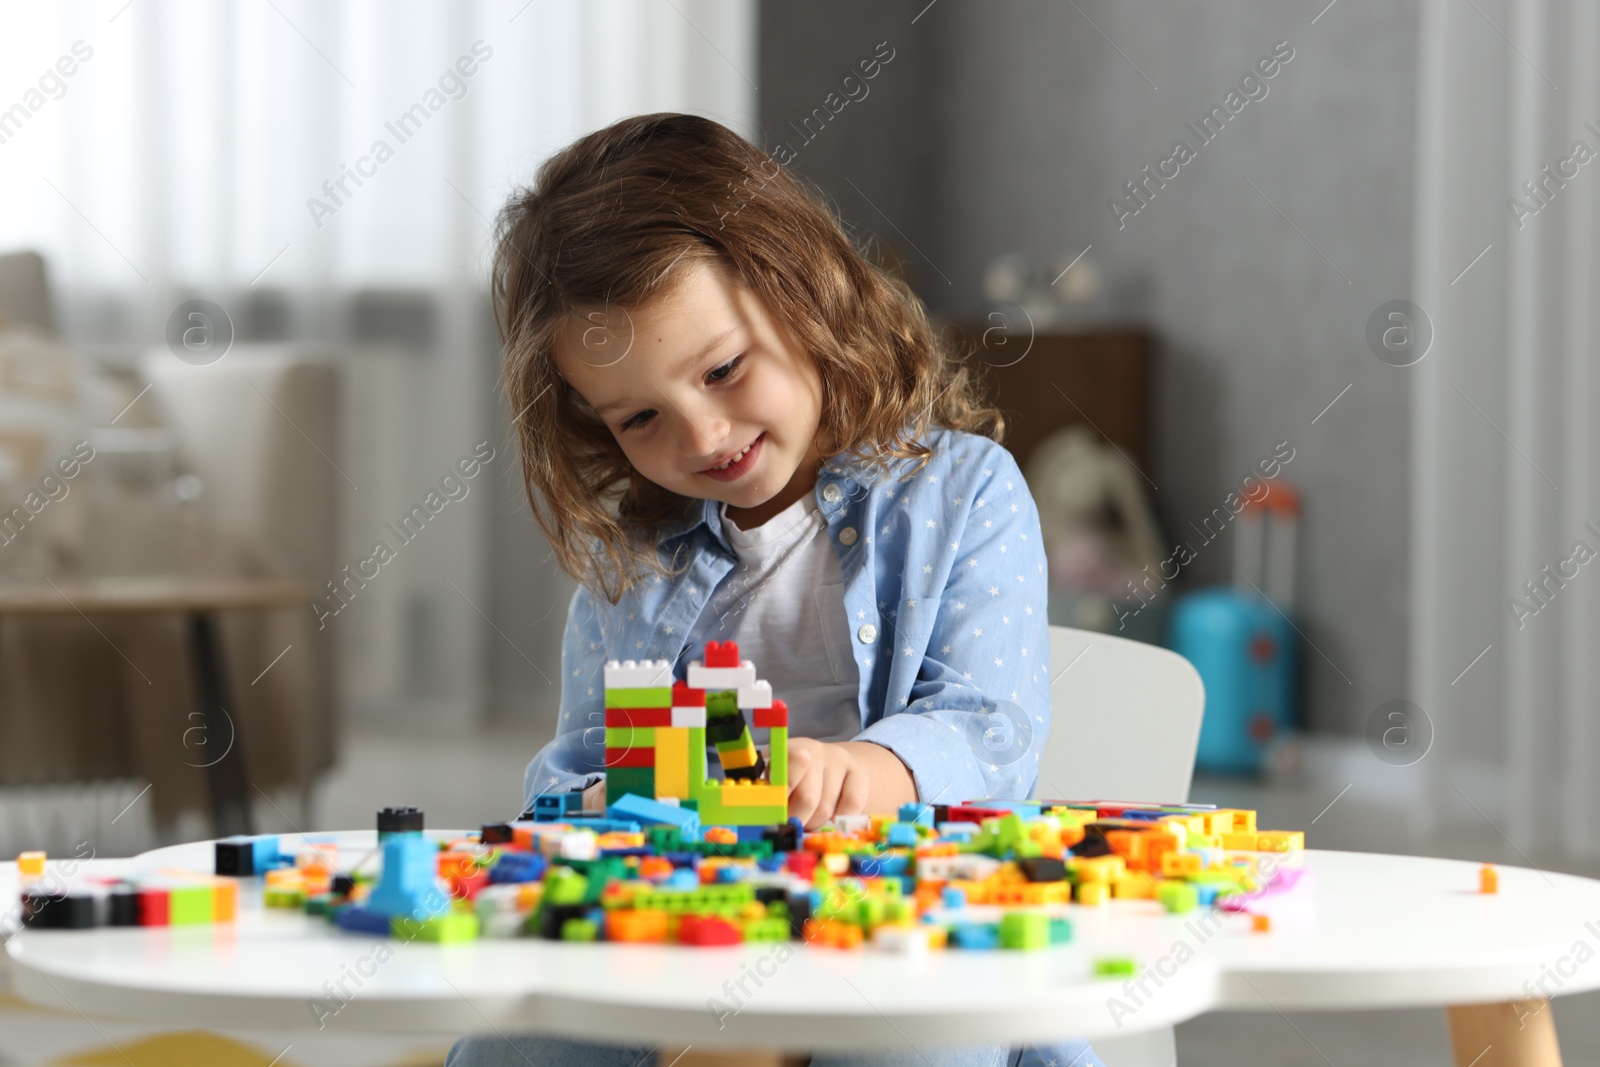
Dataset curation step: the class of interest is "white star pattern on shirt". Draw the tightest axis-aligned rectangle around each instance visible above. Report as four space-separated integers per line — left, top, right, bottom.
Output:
953 497 964 506
989 586 1000 596
1002 615 1011 625
903 645 915 657
941 644 951 654
663 625 674 634
925 519 937 529
972 627 983 638
923 564 933 574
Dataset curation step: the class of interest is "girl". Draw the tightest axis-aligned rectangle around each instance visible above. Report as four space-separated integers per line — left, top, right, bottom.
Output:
448 113 1103 1067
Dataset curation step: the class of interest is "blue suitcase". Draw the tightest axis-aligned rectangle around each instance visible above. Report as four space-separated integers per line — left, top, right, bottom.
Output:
1168 480 1301 775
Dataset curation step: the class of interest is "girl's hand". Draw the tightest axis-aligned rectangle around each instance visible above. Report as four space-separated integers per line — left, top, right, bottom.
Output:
786 739 917 830
581 777 606 813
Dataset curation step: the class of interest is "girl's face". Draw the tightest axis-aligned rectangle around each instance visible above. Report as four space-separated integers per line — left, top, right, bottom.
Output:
553 259 826 528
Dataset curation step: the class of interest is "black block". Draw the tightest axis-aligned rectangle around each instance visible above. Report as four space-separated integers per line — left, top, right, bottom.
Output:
1018 856 1067 883
480 823 514 845
215 839 254 876
378 806 424 835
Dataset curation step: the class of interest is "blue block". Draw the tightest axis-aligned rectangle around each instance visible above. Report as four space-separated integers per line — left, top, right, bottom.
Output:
366 834 448 920
886 824 919 847
849 853 886 877
1195 884 1220 906
607 794 702 836
898 803 935 827
253 836 288 872
941 886 968 909
489 852 547 884
874 855 910 878
667 868 701 890
757 854 785 872
334 905 393 935
561 816 643 834
531 792 586 821
949 921 999 950
734 824 768 844
936 822 977 841
715 866 748 884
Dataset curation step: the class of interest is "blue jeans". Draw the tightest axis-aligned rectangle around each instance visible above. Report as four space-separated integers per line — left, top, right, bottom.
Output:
445 1034 1105 1066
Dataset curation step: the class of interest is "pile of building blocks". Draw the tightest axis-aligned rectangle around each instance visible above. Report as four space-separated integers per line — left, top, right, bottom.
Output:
14 643 1318 955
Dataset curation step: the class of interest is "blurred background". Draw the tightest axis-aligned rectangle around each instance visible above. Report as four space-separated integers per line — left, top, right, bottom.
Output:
2 0 1598 1063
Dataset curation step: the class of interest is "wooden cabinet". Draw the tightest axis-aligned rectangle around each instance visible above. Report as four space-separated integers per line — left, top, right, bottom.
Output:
946 324 1153 473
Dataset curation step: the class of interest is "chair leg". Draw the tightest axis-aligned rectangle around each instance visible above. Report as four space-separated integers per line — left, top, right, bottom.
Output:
1446 999 1562 1067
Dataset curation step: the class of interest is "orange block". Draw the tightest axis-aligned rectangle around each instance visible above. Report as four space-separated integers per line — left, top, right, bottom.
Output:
1104 830 1147 867
212 880 238 922
607 909 670 943
1480 864 1499 894
1251 913 1272 933
803 918 864 949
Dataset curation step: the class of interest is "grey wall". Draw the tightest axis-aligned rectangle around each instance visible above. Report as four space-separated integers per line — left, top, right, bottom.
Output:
758 0 1417 737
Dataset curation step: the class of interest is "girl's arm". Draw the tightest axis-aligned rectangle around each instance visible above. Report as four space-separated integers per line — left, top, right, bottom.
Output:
521 583 610 809
853 448 1052 808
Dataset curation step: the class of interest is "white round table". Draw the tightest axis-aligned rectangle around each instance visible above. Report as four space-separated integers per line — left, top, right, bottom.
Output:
6 832 1594 1065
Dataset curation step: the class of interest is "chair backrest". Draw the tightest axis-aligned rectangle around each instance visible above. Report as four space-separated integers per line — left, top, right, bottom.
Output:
1038 625 1205 804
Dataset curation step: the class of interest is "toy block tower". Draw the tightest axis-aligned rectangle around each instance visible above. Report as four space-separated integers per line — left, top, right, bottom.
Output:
600 641 789 826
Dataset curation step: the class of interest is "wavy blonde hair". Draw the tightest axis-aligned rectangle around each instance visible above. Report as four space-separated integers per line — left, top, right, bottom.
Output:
492 113 1003 604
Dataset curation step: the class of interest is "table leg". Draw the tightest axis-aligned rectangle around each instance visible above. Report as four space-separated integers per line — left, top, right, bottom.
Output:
188 612 254 836
657 1050 807 1067
1447 999 1562 1067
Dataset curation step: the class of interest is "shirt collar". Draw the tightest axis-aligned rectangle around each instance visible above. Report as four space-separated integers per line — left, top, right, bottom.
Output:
656 441 891 549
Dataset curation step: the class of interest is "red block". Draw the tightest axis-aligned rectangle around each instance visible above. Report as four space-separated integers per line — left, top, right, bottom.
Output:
447 869 491 902
785 851 818 879
604 746 655 768
704 640 740 668
605 707 673 727
944 805 1009 825
137 888 169 926
679 914 742 946
753 699 789 728
670 681 706 706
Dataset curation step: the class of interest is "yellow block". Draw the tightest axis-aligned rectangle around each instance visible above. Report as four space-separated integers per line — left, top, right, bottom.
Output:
719 742 759 771
719 782 787 807
1255 830 1305 852
655 726 689 798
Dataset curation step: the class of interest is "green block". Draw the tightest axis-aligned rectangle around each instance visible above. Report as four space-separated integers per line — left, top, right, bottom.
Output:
605 686 672 708
743 917 790 942
1094 956 1139 978
999 910 1049 950
706 691 739 717
606 767 655 801
545 868 589 905
560 917 599 941
1157 881 1199 914
393 912 480 942
1049 917 1074 944
305 893 337 918
262 886 305 910
170 886 214 925
606 726 656 748
769 726 788 786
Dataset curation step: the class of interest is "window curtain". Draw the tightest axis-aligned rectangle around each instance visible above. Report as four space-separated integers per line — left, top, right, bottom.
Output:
1412 0 1600 857
0 0 758 727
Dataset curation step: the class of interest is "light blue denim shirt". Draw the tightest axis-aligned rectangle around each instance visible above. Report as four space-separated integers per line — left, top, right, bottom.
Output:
523 426 1052 811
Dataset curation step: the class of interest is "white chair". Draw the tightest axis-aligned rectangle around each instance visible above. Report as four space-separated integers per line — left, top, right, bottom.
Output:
1040 624 1206 1067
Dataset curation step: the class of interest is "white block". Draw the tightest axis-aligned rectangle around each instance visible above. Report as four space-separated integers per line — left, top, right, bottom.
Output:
736 680 772 709
874 925 933 954
604 658 674 688
686 662 757 690
671 706 707 727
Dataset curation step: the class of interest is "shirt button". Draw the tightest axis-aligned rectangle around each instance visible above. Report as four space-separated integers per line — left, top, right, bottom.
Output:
839 526 858 545
858 623 877 644
822 482 843 503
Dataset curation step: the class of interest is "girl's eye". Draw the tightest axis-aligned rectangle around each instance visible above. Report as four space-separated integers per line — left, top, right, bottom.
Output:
619 356 743 433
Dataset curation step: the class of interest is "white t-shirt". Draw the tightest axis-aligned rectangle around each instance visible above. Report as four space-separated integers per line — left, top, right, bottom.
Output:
682 494 862 743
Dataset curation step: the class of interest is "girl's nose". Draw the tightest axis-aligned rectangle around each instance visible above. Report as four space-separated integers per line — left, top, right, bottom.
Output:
682 409 732 463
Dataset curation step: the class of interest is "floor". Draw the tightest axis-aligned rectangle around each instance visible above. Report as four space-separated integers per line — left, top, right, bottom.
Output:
6 725 1600 1065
